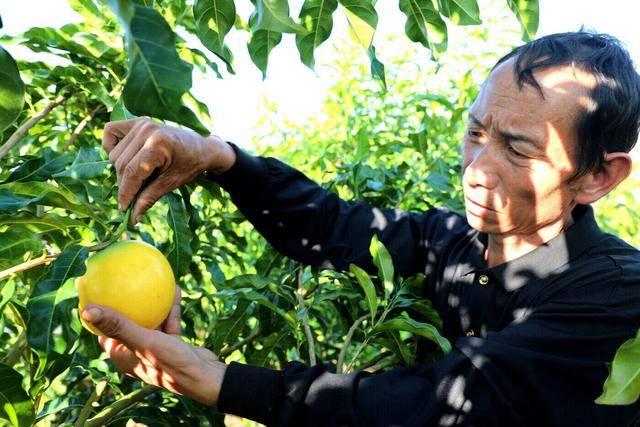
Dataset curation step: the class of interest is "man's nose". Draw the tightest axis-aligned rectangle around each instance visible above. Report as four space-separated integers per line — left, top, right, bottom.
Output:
465 145 498 189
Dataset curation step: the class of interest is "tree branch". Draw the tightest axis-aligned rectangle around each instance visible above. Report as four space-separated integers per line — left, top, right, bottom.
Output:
0 226 125 281
62 104 106 151
0 93 70 161
85 385 156 427
74 379 108 427
297 268 316 365
358 350 394 371
219 329 262 358
364 357 399 373
336 314 369 374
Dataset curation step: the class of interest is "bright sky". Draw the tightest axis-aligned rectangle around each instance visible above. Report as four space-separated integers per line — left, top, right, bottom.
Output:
2 0 639 156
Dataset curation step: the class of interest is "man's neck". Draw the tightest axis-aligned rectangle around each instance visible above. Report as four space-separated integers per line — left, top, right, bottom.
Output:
484 213 576 268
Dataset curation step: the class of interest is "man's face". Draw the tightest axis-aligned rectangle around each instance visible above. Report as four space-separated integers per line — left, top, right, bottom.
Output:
461 58 596 237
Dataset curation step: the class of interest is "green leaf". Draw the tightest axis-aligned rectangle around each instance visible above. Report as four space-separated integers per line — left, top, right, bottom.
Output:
194 0 236 73
398 0 448 59
372 311 452 353
349 263 378 321
211 300 253 353
0 364 35 427
214 288 296 328
506 0 539 42
437 0 481 25
0 182 102 222
0 227 44 268
0 212 86 236
337 0 386 89
110 97 136 121
596 328 640 405
106 0 209 134
26 245 88 377
52 147 109 180
3 148 71 184
367 45 386 90
295 0 338 70
247 27 282 79
0 45 25 132
250 0 308 35
387 330 414 365
246 331 287 366
339 0 378 49
369 234 394 298
0 280 16 314
165 192 193 280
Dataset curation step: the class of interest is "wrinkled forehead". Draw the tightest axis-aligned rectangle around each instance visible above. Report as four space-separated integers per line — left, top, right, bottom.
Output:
485 58 597 116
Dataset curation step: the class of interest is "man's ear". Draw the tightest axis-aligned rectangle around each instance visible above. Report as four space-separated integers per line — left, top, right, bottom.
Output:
574 152 633 205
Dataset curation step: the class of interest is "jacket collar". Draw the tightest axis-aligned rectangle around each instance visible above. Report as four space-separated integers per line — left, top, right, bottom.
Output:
462 204 605 291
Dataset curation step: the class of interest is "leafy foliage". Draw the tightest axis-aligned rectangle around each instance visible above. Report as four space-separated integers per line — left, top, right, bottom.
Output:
596 328 640 405
1 0 634 426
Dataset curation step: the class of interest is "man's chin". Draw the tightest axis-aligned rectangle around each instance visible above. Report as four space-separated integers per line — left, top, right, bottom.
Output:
465 211 499 233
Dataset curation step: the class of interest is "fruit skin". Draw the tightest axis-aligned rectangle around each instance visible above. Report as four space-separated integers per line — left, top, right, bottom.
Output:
76 240 175 336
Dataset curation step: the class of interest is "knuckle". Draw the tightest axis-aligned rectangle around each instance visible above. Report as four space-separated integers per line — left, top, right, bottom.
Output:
123 162 138 179
99 316 123 338
114 158 126 175
109 150 119 164
140 120 158 135
146 131 167 149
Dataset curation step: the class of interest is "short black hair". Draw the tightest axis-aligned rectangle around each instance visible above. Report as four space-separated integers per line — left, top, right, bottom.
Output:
494 30 640 179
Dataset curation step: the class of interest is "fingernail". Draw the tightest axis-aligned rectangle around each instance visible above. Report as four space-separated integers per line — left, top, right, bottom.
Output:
82 307 102 323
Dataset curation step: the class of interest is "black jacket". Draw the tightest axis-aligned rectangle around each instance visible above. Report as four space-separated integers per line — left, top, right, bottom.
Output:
208 143 640 426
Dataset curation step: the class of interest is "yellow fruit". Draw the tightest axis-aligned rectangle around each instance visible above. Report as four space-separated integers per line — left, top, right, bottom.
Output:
76 240 175 336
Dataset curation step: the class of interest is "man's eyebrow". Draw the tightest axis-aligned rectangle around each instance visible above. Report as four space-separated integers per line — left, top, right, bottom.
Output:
468 114 484 128
468 113 541 149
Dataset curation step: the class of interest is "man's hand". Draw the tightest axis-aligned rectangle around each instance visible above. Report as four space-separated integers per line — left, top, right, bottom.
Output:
81 285 227 406
102 117 236 225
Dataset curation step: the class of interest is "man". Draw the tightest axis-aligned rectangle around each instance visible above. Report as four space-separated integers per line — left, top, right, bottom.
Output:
83 31 640 425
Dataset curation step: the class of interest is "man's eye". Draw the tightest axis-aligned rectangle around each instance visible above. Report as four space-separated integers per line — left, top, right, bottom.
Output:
507 144 527 158
467 130 483 138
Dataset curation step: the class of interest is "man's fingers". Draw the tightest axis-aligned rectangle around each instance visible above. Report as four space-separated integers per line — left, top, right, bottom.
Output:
162 285 182 335
99 336 141 377
118 147 165 214
110 119 152 192
82 305 152 353
130 175 172 224
102 118 145 154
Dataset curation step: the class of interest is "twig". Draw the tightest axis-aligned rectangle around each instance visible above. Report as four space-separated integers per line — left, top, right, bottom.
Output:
0 93 69 161
0 254 57 281
343 337 371 374
62 104 106 151
336 314 369 374
85 385 156 427
364 357 399 373
219 329 262 358
74 379 108 427
297 268 316 365
0 237 118 281
358 350 394 371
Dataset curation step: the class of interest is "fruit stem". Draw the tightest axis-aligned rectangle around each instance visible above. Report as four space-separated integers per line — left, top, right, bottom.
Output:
74 378 108 427
297 267 316 365
85 385 157 427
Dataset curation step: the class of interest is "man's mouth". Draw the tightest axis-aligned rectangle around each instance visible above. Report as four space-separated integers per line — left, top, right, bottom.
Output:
465 196 496 214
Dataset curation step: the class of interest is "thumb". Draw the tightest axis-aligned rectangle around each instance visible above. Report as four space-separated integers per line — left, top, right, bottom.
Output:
82 305 151 350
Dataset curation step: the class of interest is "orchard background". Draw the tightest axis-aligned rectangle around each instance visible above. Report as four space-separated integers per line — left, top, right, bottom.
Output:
0 0 639 425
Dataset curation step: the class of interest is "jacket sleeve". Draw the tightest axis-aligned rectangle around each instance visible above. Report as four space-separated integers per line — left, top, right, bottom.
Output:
205 142 468 277
216 301 640 426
